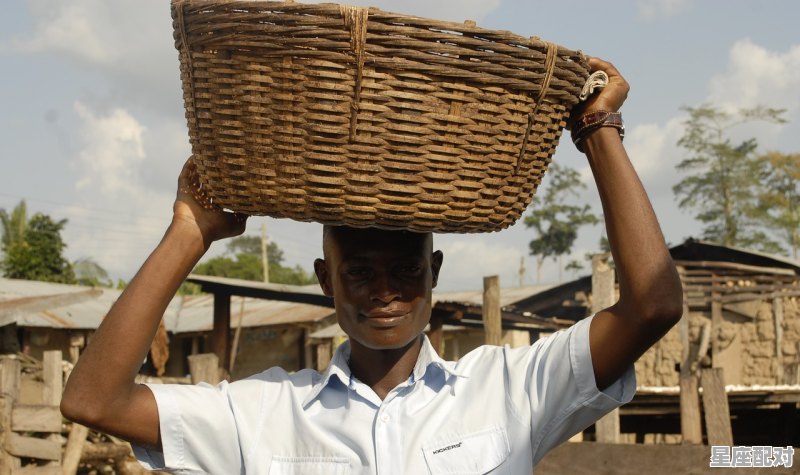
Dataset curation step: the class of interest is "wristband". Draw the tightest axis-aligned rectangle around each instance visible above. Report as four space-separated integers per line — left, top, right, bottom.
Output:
571 110 624 153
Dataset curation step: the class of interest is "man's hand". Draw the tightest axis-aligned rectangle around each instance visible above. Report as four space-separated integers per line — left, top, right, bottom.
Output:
173 157 247 249
571 57 630 123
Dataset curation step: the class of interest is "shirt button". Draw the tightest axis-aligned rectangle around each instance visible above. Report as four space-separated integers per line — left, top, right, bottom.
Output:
380 413 390 423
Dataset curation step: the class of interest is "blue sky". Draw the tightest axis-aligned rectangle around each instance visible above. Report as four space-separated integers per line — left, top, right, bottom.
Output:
2 0 799 291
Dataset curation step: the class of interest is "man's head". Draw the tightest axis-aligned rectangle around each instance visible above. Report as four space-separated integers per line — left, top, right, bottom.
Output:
314 226 444 351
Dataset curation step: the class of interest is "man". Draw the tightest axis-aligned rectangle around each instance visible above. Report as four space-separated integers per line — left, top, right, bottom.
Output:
61 58 683 474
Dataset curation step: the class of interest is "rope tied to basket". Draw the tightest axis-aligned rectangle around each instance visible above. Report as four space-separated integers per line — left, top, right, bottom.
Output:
339 5 369 142
515 41 557 175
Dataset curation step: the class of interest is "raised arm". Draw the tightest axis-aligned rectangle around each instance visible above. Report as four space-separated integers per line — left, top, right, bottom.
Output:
61 159 247 447
577 58 683 389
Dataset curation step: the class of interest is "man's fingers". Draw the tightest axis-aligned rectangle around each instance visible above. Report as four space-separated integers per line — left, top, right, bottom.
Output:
587 57 621 78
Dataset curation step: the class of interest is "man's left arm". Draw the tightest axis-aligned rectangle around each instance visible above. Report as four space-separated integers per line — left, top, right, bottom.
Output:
578 58 684 390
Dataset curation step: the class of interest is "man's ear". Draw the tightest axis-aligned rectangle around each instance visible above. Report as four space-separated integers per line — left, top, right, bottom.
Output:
431 250 444 289
314 258 333 297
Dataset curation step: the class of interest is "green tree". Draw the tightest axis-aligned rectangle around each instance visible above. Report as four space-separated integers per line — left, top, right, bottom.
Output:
754 151 800 258
194 253 264 281
1 213 76 283
0 200 28 253
525 163 600 283
673 104 786 252
227 235 285 267
193 236 316 285
565 259 584 278
73 257 113 287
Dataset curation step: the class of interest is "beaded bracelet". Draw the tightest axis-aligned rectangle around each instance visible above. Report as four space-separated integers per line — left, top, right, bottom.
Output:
571 110 625 153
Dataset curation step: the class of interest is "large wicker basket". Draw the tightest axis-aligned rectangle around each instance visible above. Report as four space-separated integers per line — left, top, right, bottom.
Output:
171 0 589 232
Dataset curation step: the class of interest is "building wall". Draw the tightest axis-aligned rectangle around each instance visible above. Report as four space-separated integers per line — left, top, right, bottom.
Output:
635 296 800 387
231 325 303 380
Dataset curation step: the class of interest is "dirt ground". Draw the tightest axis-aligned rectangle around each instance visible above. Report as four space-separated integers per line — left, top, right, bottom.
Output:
536 442 797 475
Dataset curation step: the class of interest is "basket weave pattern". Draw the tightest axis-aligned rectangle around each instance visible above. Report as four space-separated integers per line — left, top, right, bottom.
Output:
172 1 589 232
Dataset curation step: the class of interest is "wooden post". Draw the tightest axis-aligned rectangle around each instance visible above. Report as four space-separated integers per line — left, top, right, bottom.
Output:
62 423 90 475
774 296 784 381
710 279 722 368
483 276 501 346
700 367 733 446
229 298 246 375
69 333 85 364
592 254 619 443
42 351 63 468
0 357 21 474
188 353 221 385
679 376 702 444
212 291 232 371
429 313 444 356
316 341 332 372
677 271 703 444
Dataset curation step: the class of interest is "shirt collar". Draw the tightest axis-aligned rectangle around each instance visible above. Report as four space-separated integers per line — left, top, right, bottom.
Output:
302 334 468 407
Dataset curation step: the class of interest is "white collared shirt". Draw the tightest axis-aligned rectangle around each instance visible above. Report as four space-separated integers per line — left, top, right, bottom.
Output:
134 315 635 474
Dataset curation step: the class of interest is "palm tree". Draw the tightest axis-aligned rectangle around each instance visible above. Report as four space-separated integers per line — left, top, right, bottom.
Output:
0 200 28 251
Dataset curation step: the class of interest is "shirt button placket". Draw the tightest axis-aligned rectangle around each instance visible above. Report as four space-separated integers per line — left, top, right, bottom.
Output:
375 400 401 475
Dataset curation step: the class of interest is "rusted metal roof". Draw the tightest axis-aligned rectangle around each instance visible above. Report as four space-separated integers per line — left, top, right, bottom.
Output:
0 277 332 333
171 294 334 334
1 278 554 333
0 278 133 329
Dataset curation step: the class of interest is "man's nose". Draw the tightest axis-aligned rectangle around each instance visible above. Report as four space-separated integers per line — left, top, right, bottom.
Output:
370 272 400 303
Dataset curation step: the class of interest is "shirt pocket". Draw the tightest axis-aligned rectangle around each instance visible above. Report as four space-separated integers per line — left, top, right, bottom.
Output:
422 426 510 474
268 455 351 475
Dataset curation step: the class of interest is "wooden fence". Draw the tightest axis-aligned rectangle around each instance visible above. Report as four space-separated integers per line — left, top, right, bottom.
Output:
0 352 150 475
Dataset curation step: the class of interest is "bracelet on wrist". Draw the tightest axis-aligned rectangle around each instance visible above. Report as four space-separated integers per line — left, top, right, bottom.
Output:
571 110 625 153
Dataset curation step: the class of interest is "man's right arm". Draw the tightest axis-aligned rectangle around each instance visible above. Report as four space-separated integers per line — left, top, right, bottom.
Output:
60 159 246 448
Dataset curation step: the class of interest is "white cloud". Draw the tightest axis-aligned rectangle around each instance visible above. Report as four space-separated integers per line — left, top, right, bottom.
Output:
4 0 179 112
64 102 179 277
435 237 526 291
73 102 146 194
709 39 800 114
637 0 690 21
625 117 684 184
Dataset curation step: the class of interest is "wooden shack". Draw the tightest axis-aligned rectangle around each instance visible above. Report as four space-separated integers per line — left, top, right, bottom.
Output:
509 239 800 447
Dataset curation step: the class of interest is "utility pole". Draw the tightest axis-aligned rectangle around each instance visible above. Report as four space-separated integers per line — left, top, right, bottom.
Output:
261 222 270 283
518 256 526 288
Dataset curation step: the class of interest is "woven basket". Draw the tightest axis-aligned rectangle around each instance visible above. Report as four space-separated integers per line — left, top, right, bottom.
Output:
171 0 589 233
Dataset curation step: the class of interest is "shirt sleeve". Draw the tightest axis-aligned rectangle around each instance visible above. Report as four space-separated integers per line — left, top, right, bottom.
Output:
131 382 244 474
513 315 636 465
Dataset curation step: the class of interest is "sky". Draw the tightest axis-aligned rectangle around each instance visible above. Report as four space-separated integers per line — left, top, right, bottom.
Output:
1 0 799 292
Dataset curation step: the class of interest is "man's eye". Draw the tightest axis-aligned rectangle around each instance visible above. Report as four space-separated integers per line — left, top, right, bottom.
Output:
346 268 370 277
397 265 422 275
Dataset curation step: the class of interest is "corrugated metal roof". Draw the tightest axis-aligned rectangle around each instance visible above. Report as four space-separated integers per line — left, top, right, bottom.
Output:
1 278 553 333
0 278 127 329
0 278 332 333
172 294 334 333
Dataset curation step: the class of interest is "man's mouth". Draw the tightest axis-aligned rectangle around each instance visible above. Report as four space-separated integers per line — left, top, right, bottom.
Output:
361 308 411 327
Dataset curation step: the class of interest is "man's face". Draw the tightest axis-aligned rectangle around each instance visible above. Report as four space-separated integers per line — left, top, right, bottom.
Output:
314 227 443 351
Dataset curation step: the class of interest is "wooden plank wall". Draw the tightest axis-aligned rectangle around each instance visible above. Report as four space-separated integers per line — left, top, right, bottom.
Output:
1 352 64 475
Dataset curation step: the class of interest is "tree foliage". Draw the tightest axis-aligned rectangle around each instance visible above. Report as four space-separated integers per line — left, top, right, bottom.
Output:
73 257 113 287
525 163 600 283
1 211 75 283
0 200 28 252
754 151 800 258
192 235 317 287
673 104 786 252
